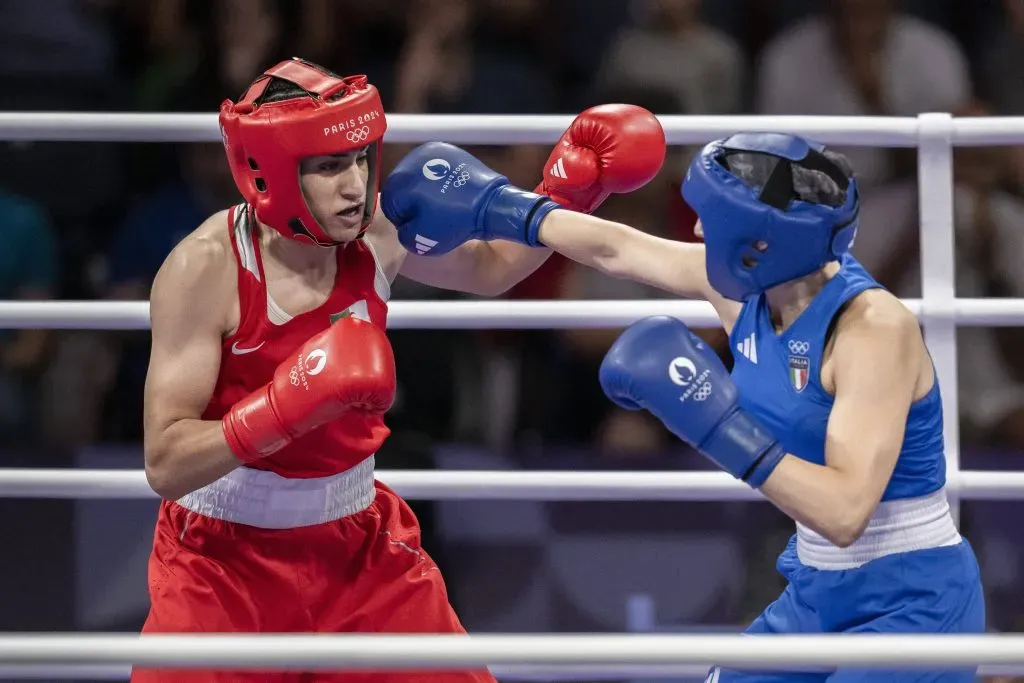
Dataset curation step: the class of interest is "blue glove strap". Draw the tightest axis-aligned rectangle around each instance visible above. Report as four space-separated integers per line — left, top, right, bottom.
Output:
699 410 785 488
480 186 559 247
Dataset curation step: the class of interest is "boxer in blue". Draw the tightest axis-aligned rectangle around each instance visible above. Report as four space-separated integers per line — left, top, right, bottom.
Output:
383 132 985 682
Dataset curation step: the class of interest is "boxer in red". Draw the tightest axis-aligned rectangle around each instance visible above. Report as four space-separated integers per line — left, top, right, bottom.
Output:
134 57 666 682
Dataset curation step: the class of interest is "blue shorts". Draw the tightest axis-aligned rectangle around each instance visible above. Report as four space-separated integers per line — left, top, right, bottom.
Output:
710 536 985 683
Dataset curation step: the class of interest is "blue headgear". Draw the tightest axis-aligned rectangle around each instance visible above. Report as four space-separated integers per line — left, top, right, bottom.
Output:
681 132 860 301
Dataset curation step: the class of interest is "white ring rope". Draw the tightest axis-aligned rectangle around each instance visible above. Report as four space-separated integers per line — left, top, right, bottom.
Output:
0 112 1022 146
0 298 1023 329
0 664 721 681
0 633 1020 671
1 664 1022 682
5 469 1024 500
0 113 917 145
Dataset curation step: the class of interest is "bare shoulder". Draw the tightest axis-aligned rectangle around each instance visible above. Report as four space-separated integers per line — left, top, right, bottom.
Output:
151 209 238 335
361 203 406 283
154 210 234 292
829 288 930 397
836 288 920 341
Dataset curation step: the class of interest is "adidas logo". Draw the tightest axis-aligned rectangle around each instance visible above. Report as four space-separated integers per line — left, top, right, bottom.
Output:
736 333 757 364
413 234 438 254
549 157 568 179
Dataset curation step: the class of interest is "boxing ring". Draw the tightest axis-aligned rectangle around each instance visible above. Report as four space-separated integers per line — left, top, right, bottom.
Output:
1 111 1024 679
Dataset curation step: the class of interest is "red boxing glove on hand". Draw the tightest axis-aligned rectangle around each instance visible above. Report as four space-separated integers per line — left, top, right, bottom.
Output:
534 104 666 215
222 316 396 464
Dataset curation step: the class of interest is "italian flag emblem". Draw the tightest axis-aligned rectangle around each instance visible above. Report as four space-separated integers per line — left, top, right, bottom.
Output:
788 355 810 392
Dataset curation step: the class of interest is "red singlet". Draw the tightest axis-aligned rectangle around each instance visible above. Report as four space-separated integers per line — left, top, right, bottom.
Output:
203 203 391 477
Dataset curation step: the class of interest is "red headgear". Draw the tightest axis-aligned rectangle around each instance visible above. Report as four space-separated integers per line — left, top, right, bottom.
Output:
219 58 387 246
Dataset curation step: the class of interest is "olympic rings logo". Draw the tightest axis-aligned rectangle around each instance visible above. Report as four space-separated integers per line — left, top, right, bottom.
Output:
289 367 300 386
788 340 810 355
452 172 472 188
693 382 712 401
346 126 370 143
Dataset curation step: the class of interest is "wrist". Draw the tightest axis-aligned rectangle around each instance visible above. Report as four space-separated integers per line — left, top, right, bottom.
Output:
700 409 785 487
743 442 786 488
480 185 559 247
222 386 291 465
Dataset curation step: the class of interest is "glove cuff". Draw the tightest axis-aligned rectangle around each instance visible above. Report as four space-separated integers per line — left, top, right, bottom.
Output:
700 409 784 488
481 186 559 247
222 387 290 465
744 442 786 488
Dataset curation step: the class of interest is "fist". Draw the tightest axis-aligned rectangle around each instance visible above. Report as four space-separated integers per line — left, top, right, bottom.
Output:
599 316 736 444
599 316 784 486
535 104 666 214
271 316 396 437
382 142 558 256
223 316 396 462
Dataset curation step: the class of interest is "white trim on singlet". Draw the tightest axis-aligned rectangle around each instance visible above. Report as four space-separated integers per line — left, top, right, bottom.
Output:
232 205 260 282
361 237 392 303
266 292 292 326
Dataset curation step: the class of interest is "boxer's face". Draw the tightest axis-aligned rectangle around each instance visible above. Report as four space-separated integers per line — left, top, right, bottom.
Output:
299 147 371 242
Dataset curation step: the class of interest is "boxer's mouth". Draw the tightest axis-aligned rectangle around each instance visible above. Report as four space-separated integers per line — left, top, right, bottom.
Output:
336 204 363 218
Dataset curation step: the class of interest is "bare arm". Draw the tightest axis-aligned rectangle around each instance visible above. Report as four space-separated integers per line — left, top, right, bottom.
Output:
365 211 554 296
143 223 242 500
399 239 553 296
759 296 923 546
370 207 744 331
537 210 742 331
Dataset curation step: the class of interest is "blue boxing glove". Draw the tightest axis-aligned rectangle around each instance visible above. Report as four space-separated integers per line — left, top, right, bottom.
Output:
381 142 560 256
599 316 785 487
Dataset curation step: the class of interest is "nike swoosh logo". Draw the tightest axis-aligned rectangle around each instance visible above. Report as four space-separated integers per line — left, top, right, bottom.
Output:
231 341 265 355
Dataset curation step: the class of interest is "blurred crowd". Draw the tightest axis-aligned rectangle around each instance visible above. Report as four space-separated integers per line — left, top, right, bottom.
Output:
3 0 1024 655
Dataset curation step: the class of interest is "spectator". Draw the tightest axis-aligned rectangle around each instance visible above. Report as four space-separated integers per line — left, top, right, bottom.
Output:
979 0 1024 202
595 0 746 114
392 0 558 115
132 0 288 112
0 0 124 295
756 0 970 187
853 102 1024 449
979 0 1024 116
0 191 58 447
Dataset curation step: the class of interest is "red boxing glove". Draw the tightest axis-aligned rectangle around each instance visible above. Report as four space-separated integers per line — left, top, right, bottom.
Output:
534 104 666 215
222 316 396 464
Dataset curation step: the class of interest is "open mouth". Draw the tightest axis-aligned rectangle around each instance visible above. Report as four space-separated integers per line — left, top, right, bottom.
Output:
337 204 363 219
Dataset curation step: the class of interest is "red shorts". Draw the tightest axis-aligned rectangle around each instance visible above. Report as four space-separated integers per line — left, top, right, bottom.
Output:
132 481 494 683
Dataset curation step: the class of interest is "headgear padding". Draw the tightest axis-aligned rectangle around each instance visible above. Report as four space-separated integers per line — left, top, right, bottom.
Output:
219 58 387 246
681 132 859 301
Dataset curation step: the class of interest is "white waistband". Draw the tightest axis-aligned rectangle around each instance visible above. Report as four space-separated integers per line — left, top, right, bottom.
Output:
175 456 376 529
796 489 961 571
